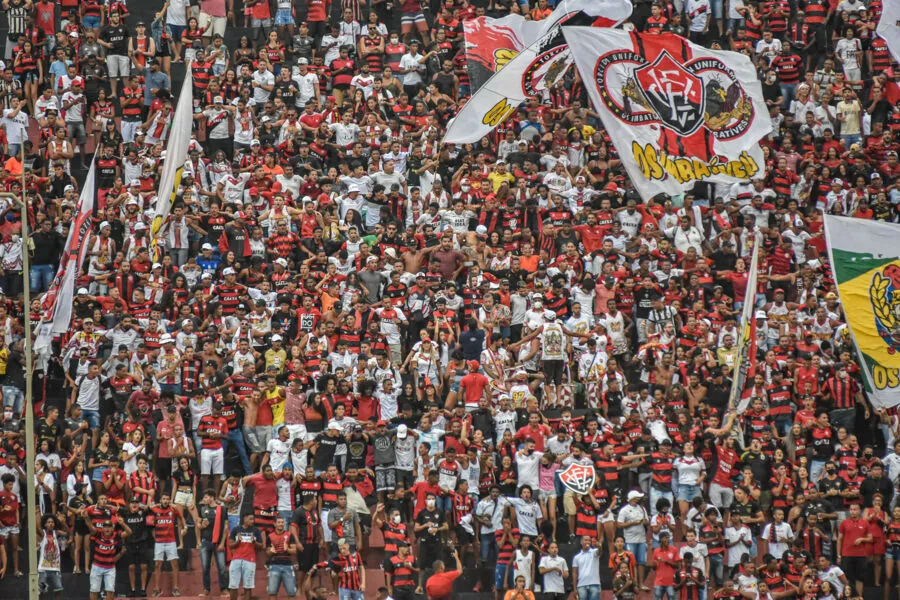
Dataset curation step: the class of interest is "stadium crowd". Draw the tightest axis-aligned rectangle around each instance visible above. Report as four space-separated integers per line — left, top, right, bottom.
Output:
0 1 898 600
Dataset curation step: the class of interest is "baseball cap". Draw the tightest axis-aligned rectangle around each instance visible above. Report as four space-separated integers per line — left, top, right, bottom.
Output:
222 267 236 276
77 287 89 295
202 243 214 251
397 424 408 438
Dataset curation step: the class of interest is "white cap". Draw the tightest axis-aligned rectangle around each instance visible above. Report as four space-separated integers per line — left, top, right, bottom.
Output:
328 422 342 431
134 222 147 231
129 179 141 187
397 424 408 438
832 178 843 186
755 310 767 319
126 197 139 205
222 267 236 276
99 221 110 229
160 334 174 344
77 287 89 295
367 255 378 263
64 184 75 192
275 258 288 267
475 225 488 235
152 262 162 269
201 272 213 279
201 243 214 251
627 490 645 501
271 334 283 342
384 248 397 259
251 139 261 146
347 184 360 193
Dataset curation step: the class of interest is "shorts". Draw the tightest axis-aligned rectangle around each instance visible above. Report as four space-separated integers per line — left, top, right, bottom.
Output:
494 562 514 590
125 542 151 565
598 510 615 524
267 564 298 596
201 448 224 475
90 565 116 593
375 466 396 493
199 13 227 37
167 24 186 42
0 525 19 538
107 54 131 78
275 8 293 25
229 558 256 589
82 409 100 429
250 18 273 29
395 469 414 488
298 543 319 571
626 542 648 565
676 483 701 503
455 525 474 545
83 15 101 29
154 541 179 562
39 571 64 593
401 11 426 25
243 426 263 454
537 489 557 504
888 546 900 561
66 121 87 145
173 489 194 507
842 556 867 582
543 359 565 386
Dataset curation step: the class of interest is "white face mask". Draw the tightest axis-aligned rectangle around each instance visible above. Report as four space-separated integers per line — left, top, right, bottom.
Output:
393 514 402 524
426 499 436 509
460 185 470 192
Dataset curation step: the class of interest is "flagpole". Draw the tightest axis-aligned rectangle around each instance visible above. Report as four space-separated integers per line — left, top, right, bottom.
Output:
21 141 38 600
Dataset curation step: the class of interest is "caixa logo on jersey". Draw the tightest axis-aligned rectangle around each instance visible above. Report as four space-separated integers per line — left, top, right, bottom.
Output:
595 49 755 142
521 44 571 97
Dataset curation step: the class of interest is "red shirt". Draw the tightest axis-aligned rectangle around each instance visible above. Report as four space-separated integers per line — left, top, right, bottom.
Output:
426 570 461 599
0 490 18 526
514 424 552 452
149 505 180 543
245 473 278 508
839 517 871 557
409 480 443 518
460 372 489 407
653 545 680 586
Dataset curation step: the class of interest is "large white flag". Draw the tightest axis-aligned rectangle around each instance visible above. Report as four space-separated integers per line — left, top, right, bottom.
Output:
443 0 632 145
564 27 772 201
877 2 900 64
463 15 546 93
150 67 194 258
34 160 97 353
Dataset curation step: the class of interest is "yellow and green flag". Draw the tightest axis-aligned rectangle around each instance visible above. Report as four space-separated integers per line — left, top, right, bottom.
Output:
824 215 900 408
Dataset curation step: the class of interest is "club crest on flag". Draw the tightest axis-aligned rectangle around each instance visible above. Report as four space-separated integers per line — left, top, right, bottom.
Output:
559 464 595 496
633 51 705 136
870 265 900 354
522 45 570 96
597 49 755 161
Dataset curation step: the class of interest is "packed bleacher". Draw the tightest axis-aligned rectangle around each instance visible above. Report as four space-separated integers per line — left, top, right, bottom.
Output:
0 1 898 600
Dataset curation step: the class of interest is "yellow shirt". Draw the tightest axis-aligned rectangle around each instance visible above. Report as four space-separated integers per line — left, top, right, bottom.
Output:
265 347 287 374
0 347 8 376
488 171 516 192
266 388 286 426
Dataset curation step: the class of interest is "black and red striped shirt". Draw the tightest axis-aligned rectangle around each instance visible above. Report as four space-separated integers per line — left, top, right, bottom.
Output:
91 532 123 568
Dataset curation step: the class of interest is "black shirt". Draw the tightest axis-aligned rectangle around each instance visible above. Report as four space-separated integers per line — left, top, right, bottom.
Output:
101 24 130 55
312 432 339 471
414 508 444 543
119 507 150 544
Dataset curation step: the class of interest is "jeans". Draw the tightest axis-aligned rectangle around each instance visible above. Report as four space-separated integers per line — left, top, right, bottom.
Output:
267 564 298 596
222 427 252 475
708 483 734 510
654 585 676 600
199 540 227 593
2 386 23 413
338 589 364 600
708 553 724 586
480 531 498 562
780 83 796 110
29 263 55 293
841 134 861 149
650 487 674 516
577 584 601 600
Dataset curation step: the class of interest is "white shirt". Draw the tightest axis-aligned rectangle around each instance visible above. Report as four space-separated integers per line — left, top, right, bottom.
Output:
2 108 28 144
515 450 543 489
266 437 292 469
617 504 649 543
761 521 793 560
539 555 569 593
399 52 426 85
571 547 602 587
252 70 276 104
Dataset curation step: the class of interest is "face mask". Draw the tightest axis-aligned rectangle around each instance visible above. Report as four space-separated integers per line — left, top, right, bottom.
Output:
426 499 436 509
393 514 402 524
390 38 398 44
460 185 469 192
